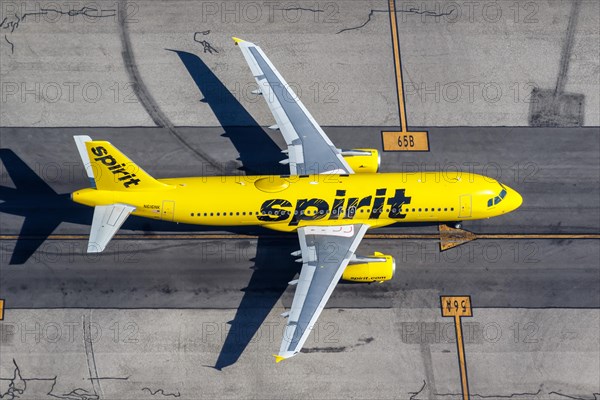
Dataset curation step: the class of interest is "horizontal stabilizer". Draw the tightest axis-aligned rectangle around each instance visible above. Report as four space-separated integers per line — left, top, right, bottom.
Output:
88 204 135 253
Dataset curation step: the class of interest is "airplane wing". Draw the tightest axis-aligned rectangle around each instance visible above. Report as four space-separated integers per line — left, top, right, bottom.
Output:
233 37 354 175
276 224 369 362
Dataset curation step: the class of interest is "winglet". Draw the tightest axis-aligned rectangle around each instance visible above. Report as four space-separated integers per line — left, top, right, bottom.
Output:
273 354 287 364
232 37 245 45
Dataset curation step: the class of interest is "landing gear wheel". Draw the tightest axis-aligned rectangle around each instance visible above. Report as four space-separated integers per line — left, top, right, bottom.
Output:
453 222 462 229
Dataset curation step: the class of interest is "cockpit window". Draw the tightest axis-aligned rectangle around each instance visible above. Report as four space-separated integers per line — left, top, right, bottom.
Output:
487 189 507 207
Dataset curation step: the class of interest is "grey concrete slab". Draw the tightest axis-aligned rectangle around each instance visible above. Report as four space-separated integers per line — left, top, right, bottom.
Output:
1 1 598 127
0 308 598 399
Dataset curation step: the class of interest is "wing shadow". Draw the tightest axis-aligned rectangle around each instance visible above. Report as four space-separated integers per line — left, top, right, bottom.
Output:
168 49 287 175
168 50 299 368
213 237 299 370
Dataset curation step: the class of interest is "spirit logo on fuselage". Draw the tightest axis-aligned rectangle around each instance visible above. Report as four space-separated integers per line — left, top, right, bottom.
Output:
91 146 141 188
258 189 411 226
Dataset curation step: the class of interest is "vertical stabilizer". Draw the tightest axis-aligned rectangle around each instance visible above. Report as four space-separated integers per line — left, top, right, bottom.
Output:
74 137 171 191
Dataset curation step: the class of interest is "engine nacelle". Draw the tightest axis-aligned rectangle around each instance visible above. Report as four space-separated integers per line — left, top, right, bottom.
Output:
342 252 395 283
341 148 380 173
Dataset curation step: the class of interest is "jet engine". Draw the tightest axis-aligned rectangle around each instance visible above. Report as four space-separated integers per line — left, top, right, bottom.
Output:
341 148 380 173
342 252 395 283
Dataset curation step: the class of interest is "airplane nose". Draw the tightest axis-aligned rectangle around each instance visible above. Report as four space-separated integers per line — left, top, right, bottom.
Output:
504 185 523 212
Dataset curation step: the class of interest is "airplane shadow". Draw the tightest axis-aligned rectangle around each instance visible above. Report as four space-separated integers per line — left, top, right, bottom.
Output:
0 149 89 265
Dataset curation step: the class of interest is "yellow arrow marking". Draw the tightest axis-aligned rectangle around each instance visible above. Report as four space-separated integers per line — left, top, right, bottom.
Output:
439 224 477 250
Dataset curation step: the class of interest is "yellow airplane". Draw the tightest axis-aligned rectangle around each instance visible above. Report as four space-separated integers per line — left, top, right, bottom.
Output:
71 38 522 363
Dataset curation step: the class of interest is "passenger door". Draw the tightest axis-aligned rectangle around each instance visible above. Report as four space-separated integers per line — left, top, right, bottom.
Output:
162 200 175 222
458 195 472 218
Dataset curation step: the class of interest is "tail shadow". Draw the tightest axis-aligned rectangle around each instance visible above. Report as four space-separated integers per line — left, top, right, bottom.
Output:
0 149 91 264
0 150 275 265
168 49 287 175
213 237 300 370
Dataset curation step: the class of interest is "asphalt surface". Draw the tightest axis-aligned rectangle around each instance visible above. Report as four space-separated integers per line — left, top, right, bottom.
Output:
1 126 598 309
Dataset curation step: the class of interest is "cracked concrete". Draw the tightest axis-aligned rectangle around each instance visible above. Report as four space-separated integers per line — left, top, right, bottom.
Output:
0 308 598 399
1 0 598 127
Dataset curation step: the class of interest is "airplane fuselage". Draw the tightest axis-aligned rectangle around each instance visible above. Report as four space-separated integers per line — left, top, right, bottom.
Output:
72 172 522 233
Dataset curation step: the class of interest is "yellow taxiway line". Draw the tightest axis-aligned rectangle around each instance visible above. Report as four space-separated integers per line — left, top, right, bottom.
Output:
0 233 598 241
441 296 473 400
388 0 407 131
382 0 429 151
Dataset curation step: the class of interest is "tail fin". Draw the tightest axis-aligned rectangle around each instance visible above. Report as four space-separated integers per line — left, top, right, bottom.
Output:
74 136 171 191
